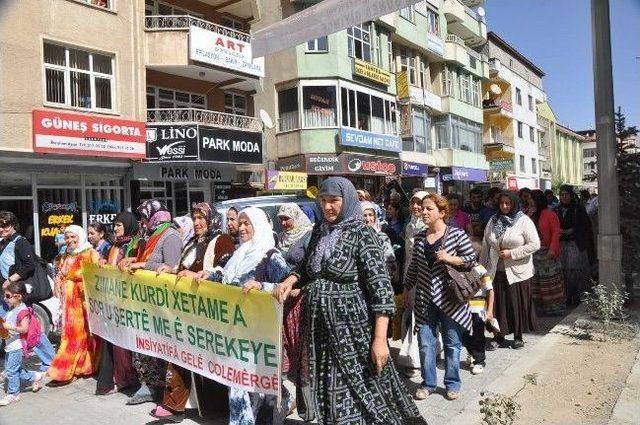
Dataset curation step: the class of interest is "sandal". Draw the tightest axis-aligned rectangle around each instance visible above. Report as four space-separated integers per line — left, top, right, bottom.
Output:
446 390 459 400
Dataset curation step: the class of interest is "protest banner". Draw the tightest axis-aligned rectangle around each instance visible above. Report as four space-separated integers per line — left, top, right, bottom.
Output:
82 263 283 395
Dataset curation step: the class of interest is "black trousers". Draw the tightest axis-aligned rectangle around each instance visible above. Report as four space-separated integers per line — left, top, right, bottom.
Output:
464 313 486 366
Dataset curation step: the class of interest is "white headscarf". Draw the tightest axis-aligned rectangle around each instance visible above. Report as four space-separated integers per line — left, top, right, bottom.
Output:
222 207 275 285
277 203 313 252
64 224 93 254
360 201 381 232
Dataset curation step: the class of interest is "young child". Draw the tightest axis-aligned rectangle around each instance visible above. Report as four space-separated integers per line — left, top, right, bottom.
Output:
1 281 56 406
464 264 495 375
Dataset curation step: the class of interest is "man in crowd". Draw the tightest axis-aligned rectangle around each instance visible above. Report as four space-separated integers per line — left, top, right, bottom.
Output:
465 187 494 231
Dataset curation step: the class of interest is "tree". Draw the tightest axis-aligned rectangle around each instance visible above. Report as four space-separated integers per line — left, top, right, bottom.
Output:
615 106 638 155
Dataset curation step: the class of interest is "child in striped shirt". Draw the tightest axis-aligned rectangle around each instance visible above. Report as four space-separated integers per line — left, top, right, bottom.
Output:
464 264 495 375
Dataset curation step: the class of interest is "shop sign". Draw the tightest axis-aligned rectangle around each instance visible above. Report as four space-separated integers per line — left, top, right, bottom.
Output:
341 153 400 176
396 71 409 99
340 128 401 153
489 159 514 171
276 155 305 172
399 104 412 138
146 124 199 162
450 166 487 182
199 126 263 165
88 199 121 227
189 26 265 78
401 161 428 177
214 182 232 201
32 110 146 159
353 58 391 86
306 154 342 174
266 170 308 191
426 32 445 56
39 201 82 261
132 162 234 182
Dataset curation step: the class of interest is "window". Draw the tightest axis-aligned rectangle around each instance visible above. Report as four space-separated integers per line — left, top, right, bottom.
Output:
469 56 477 70
44 42 115 111
340 86 396 135
426 8 440 36
302 86 337 127
531 158 537 174
529 126 535 142
347 23 372 63
528 94 534 111
278 88 299 131
387 38 393 72
472 79 481 107
519 155 526 172
146 86 206 110
411 108 431 153
517 121 523 138
516 88 522 105
399 6 414 22
307 36 328 53
450 115 482 153
460 73 471 103
224 92 246 116
442 65 455 97
145 0 192 16
82 0 112 9
399 48 417 86
220 16 244 31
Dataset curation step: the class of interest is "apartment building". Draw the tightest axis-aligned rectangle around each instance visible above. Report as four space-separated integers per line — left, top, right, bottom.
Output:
483 31 545 190
259 0 489 194
0 0 264 260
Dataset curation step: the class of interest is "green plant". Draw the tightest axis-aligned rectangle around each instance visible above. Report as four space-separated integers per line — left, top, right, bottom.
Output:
479 374 538 425
583 283 628 323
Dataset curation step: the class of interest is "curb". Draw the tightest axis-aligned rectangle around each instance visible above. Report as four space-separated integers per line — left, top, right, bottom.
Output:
445 305 589 425
607 339 640 425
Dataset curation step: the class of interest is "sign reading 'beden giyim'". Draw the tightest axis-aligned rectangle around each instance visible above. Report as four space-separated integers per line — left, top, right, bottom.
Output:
83 264 283 395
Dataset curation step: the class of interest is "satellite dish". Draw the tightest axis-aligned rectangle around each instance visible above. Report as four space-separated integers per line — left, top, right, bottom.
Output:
259 109 274 129
490 84 502 95
477 7 486 17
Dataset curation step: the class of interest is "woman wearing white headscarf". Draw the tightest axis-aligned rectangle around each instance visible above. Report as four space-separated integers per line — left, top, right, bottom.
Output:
277 203 313 254
209 207 291 425
48 225 101 384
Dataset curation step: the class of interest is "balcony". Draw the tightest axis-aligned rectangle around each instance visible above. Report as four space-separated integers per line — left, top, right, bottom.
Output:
483 99 513 117
147 108 262 132
445 34 468 66
444 0 487 47
144 15 263 91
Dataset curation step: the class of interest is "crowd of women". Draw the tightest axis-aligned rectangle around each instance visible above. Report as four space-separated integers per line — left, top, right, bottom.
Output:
0 179 596 424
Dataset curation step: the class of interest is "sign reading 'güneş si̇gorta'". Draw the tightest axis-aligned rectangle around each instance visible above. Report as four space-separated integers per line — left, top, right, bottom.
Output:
189 26 265 77
340 128 402 153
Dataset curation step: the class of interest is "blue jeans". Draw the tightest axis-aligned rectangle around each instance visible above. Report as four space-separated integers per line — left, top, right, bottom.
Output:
4 350 37 395
417 303 465 392
0 300 8 319
32 334 56 372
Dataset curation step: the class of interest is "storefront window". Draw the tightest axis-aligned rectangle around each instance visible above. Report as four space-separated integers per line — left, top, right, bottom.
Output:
0 172 34 246
86 175 125 227
0 172 32 197
302 86 337 127
277 88 299 131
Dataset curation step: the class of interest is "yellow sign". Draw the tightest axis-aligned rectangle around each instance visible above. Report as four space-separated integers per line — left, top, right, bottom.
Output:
266 170 308 190
353 58 391 85
396 70 409 99
83 263 283 395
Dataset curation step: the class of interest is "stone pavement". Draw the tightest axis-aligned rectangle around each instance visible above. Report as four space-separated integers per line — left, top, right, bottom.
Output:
0 315 564 425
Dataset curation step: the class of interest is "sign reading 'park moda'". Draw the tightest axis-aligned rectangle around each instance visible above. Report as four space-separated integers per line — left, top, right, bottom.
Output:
340 128 402 153
199 126 263 164
189 26 265 77
32 110 146 159
83 264 282 395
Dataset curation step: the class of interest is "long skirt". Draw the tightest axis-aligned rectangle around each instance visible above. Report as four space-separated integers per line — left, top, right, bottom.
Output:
560 240 590 305
96 340 138 392
48 279 100 382
493 272 537 339
531 248 566 316
132 353 167 391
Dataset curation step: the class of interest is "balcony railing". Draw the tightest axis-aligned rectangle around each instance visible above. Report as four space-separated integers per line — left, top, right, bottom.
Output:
468 49 481 60
446 33 465 45
483 99 513 112
144 15 251 43
147 108 262 132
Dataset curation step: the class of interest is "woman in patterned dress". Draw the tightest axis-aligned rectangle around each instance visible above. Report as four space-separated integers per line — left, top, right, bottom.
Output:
276 177 426 425
48 225 101 384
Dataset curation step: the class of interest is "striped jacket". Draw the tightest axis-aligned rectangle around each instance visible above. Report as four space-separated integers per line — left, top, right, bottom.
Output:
405 226 476 331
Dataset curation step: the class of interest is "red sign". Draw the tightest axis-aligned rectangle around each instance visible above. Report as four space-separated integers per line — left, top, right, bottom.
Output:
341 153 399 176
32 109 146 159
507 177 519 191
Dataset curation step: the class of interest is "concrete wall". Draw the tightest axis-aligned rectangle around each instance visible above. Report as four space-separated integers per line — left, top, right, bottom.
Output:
0 0 145 152
488 40 543 90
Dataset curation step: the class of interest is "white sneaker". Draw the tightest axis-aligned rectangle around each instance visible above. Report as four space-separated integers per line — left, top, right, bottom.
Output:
471 364 484 375
32 372 45 392
0 394 20 406
466 354 475 367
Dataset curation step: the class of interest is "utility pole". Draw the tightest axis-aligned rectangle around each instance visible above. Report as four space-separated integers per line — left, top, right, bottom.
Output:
590 0 622 288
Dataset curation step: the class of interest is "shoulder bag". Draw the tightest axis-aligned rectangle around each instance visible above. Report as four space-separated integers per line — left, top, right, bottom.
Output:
442 226 481 304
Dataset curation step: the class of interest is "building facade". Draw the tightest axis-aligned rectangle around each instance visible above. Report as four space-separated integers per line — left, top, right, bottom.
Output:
0 0 264 260
258 0 490 195
482 31 545 191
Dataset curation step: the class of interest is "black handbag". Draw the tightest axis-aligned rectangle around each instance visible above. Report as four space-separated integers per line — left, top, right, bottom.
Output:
442 226 481 304
21 256 53 304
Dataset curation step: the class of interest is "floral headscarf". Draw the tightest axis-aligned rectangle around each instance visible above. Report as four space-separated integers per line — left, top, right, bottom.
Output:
192 202 224 238
360 201 381 232
173 215 194 247
137 199 171 234
277 203 313 252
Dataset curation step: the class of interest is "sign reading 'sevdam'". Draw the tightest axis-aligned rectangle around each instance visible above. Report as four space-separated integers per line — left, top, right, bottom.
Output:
83 264 283 395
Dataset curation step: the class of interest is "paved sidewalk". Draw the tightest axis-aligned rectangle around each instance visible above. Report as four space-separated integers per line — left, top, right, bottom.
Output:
0 315 564 425
608 343 640 425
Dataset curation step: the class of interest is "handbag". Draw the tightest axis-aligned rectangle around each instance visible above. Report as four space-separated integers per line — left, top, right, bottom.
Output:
442 226 481 304
21 256 53 304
